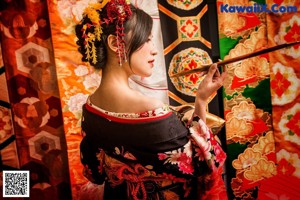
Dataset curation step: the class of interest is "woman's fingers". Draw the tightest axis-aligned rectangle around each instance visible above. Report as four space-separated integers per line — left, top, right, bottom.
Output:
213 68 221 79
198 71 207 77
206 64 218 79
210 65 226 88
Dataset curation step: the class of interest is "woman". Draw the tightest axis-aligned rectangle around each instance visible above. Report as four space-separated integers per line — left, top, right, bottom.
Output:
75 0 227 199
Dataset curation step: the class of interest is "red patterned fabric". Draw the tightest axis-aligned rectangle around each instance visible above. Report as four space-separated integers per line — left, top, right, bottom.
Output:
218 0 300 199
0 0 71 199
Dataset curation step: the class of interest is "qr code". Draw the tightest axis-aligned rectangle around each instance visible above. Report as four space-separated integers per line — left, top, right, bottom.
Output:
3 170 30 197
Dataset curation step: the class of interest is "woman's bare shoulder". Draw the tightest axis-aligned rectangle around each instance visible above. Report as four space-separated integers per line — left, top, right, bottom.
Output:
132 93 165 112
142 97 165 110
91 88 166 113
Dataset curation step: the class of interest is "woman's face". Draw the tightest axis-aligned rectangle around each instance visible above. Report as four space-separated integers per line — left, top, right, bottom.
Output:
129 35 157 77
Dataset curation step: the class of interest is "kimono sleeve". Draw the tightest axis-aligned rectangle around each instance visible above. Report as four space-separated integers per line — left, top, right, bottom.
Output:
80 136 106 185
154 112 227 199
188 116 227 172
188 116 228 199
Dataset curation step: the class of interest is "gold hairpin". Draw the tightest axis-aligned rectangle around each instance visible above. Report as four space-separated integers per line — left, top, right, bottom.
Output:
170 41 300 78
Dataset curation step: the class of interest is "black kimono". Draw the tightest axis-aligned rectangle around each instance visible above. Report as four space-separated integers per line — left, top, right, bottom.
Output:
80 99 227 200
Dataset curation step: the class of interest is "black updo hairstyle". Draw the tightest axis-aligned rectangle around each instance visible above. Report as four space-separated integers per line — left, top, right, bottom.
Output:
75 4 153 70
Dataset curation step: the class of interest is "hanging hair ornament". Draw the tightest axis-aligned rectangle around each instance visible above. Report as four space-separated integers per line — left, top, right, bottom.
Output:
80 0 132 65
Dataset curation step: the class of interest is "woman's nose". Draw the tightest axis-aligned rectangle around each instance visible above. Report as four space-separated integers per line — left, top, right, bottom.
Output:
151 43 158 56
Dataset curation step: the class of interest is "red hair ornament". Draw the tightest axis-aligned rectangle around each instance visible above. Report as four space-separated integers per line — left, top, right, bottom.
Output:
81 0 132 66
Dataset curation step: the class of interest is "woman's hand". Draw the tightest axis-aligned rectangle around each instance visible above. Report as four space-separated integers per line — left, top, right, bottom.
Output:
196 63 226 103
194 64 226 122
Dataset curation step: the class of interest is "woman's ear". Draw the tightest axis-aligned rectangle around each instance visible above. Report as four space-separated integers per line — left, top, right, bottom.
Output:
107 34 118 52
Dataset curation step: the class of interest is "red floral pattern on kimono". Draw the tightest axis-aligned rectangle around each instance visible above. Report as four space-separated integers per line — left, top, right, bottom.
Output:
80 101 227 200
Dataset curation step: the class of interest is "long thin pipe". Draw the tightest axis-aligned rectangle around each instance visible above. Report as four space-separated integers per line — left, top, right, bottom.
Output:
170 41 300 78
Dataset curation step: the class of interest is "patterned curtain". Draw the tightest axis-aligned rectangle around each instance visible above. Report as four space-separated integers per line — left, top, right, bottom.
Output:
218 0 300 199
0 0 71 199
157 0 226 134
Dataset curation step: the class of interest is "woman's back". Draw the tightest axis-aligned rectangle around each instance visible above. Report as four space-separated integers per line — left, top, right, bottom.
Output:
89 84 165 114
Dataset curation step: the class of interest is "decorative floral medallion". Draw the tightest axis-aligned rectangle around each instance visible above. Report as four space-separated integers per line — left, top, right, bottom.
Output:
167 0 202 10
168 47 212 96
270 62 299 106
179 18 200 41
274 15 300 59
277 149 300 178
278 103 300 146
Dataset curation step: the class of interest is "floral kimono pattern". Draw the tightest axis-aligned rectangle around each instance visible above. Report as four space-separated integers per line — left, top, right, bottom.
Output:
80 99 227 200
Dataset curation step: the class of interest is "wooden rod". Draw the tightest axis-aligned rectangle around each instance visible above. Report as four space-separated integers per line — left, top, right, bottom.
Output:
170 41 300 78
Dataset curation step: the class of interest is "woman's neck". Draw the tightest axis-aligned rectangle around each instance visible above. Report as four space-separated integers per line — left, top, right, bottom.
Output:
90 61 142 112
100 60 132 88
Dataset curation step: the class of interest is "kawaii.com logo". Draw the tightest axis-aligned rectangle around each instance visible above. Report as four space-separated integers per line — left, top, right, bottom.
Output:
220 3 298 13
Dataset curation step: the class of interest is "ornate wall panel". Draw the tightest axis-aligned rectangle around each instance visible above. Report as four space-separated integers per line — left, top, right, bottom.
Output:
157 0 226 135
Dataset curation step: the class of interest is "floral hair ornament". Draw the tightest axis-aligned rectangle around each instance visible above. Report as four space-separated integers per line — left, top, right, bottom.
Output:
81 0 132 65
